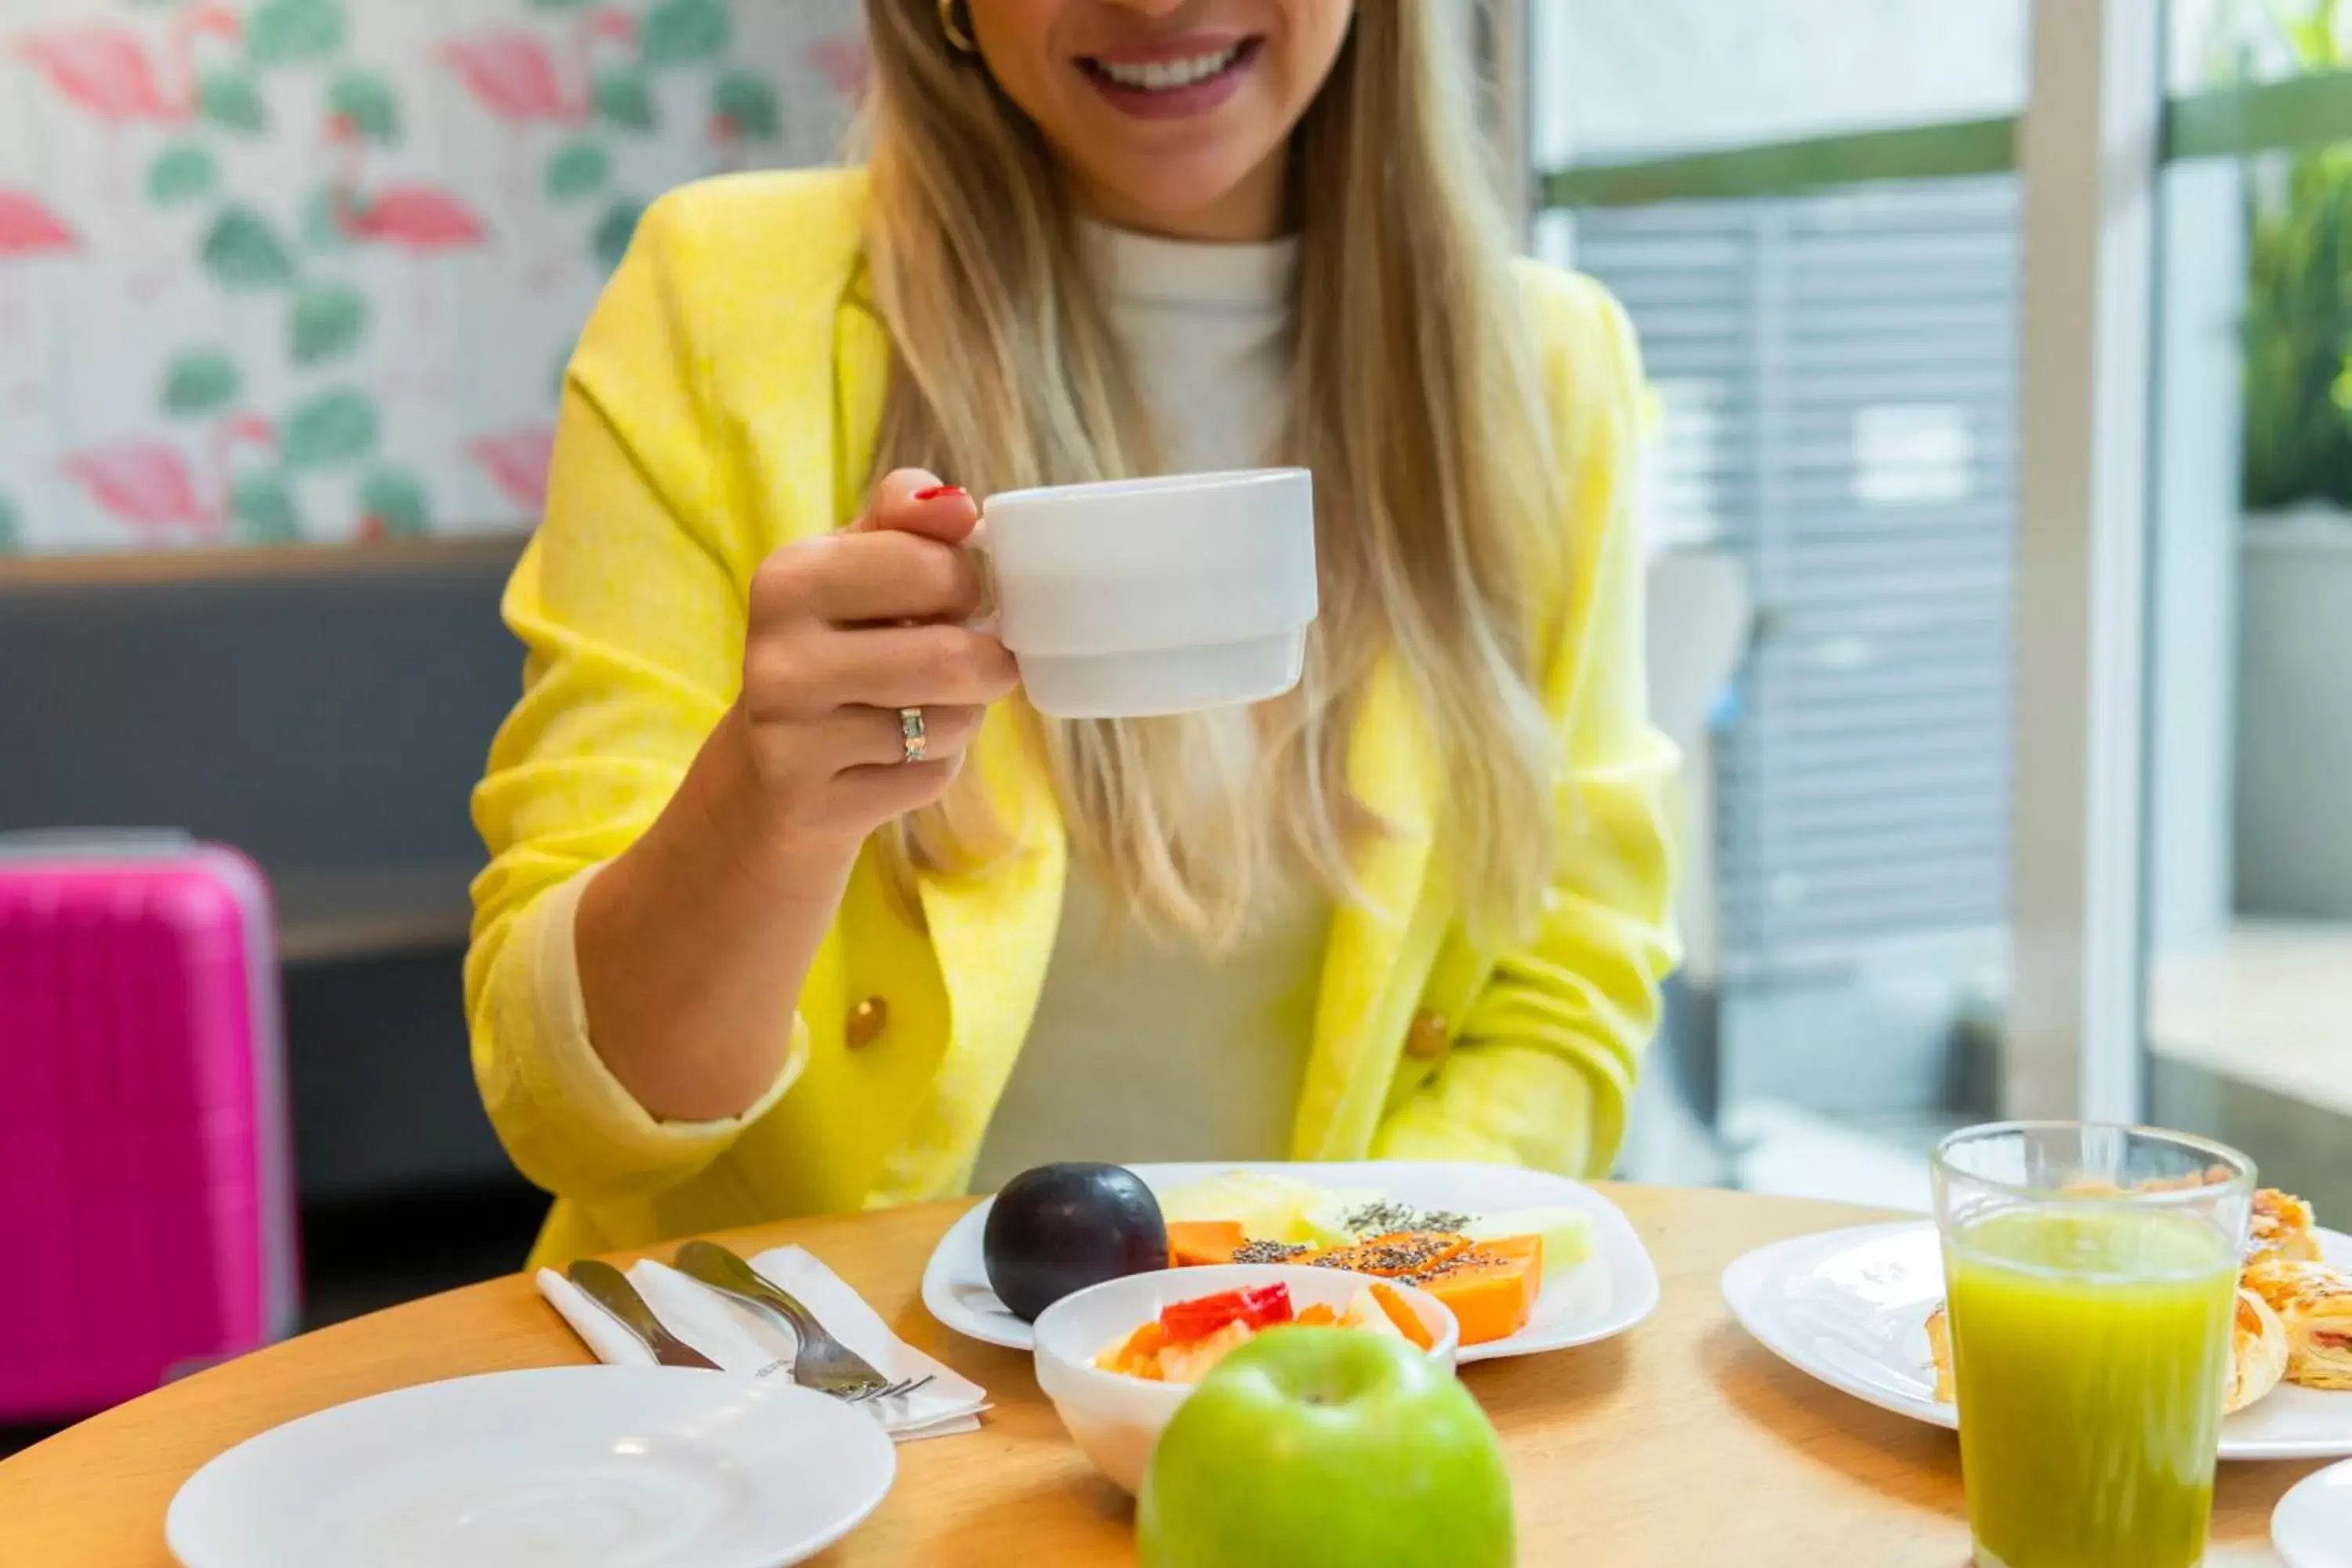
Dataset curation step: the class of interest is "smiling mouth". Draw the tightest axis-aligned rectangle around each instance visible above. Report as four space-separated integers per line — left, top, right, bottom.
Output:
1078 37 1263 95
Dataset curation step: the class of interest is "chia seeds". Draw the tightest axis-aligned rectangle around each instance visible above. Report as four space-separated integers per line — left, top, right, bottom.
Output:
1309 1232 1464 1277
1231 1239 1311 1265
1339 1201 1475 1238
1340 1200 1421 1236
1405 1243 1503 1285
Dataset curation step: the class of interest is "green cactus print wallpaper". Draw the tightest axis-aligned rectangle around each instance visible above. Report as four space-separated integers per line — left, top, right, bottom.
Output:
0 0 868 554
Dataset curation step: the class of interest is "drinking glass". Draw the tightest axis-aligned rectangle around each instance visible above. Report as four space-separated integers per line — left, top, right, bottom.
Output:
1931 1121 2254 1568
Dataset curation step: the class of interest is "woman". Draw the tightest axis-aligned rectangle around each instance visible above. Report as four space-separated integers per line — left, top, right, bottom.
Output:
467 0 1678 1267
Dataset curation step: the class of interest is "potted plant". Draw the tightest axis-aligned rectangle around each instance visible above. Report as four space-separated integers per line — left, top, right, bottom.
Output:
2234 0 2352 919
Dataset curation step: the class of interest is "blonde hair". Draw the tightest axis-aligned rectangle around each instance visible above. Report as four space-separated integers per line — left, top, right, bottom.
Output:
859 0 1564 946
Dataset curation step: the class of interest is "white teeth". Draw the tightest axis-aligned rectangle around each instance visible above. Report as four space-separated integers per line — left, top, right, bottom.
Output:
1097 45 1240 91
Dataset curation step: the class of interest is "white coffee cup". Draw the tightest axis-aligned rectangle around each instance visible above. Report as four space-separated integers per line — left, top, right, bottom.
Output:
978 467 1317 719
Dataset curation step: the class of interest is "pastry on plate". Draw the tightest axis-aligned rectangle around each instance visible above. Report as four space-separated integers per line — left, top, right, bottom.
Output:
2244 1256 2352 1390
2225 1287 2289 1412
1924 1302 1953 1403
1925 1287 2290 1413
2249 1187 2322 1265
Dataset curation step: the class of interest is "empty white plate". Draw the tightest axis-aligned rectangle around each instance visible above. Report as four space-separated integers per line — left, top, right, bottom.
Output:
921 1160 1659 1363
1722 1221 2352 1461
2276 1457 2352 1567
167 1367 896 1568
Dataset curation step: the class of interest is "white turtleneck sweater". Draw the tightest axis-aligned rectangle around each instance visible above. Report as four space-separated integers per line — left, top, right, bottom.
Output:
971 221 1326 1189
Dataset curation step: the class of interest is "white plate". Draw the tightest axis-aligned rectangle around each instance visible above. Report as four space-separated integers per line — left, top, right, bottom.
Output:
1721 1220 2352 1461
921 1160 1659 1363
166 1367 897 1568
2276 1457 2352 1568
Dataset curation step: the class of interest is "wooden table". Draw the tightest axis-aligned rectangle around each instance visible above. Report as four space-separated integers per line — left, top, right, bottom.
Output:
0 1186 2314 1565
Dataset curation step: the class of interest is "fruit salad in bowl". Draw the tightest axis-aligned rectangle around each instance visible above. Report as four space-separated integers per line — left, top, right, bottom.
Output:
1094 1278 1439 1384
1032 1265 1457 1495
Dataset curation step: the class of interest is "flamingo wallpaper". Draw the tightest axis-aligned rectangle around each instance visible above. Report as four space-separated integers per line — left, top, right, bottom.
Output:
0 0 868 557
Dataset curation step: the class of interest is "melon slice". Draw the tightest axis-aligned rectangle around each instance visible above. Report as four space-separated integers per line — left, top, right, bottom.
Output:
1413 1234 1544 1346
1461 1207 1592 1283
1158 1173 1348 1246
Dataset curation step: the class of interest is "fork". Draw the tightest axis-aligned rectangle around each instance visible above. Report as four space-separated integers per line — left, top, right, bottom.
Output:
673 1240 935 1405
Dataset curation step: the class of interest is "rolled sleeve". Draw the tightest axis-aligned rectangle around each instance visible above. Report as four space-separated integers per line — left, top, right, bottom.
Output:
478 865 807 1199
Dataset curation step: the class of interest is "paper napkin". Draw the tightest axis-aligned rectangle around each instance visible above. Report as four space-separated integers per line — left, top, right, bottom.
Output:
539 1243 988 1441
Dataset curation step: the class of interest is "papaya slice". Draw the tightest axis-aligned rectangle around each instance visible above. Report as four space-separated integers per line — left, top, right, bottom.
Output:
1301 1231 1469 1279
1294 1302 1340 1327
1167 1220 1247 1267
1411 1233 1543 1347
1368 1282 1436 1351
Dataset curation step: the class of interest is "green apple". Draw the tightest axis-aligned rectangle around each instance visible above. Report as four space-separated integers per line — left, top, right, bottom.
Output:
1137 1327 1514 1568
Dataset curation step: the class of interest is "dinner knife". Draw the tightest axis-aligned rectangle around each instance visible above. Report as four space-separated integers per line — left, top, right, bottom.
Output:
566 1258 724 1370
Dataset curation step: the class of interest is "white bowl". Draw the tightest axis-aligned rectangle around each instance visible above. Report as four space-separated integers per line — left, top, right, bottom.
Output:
1029 1264 1459 1496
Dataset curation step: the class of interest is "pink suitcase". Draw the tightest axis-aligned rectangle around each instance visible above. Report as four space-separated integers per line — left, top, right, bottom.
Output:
0 833 299 1419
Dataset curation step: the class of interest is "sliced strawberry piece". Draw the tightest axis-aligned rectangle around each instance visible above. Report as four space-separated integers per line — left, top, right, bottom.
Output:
1159 1283 1294 1344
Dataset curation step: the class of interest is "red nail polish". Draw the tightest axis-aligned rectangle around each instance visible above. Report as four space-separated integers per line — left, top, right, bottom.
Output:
914 485 968 502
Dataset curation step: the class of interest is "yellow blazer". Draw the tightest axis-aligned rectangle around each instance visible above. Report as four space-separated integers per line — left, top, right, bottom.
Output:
466 169 1680 1268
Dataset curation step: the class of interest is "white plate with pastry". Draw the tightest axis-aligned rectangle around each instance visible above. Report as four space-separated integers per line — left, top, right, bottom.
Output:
1721 1189 2352 1461
922 1160 1659 1363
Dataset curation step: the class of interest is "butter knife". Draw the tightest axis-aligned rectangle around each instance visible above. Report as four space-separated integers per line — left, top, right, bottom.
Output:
566 1258 723 1370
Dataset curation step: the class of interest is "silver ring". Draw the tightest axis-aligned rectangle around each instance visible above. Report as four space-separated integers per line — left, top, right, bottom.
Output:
899 706 927 764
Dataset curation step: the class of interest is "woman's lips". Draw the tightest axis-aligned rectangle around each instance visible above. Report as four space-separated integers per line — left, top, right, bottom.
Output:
1077 36 1264 122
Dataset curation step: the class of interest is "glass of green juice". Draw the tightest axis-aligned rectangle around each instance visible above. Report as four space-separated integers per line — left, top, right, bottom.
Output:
1932 1122 2254 1568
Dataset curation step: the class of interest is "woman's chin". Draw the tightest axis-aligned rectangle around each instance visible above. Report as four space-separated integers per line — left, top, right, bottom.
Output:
1076 160 1287 241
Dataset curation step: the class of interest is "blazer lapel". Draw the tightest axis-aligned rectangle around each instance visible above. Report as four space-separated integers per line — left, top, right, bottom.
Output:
833 285 1069 1203
867 713 1067 1204
1292 656 1446 1160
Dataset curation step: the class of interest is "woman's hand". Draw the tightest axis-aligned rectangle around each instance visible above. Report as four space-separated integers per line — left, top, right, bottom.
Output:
572 469 1013 1123
728 466 1018 861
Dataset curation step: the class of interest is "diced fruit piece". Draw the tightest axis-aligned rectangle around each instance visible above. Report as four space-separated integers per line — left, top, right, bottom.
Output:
1461 1207 1592 1282
1303 1231 1470 1279
1156 1319 1256 1385
1110 1319 1168 1368
1097 1319 1171 1379
1160 1283 1294 1345
1167 1220 1247 1267
1341 1286 1410 1343
1414 1235 1543 1346
1158 1173 1337 1245
1294 1302 1340 1327
1370 1282 1437 1352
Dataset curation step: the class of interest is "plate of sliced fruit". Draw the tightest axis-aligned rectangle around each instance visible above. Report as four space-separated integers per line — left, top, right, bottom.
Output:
920 1160 1660 1362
